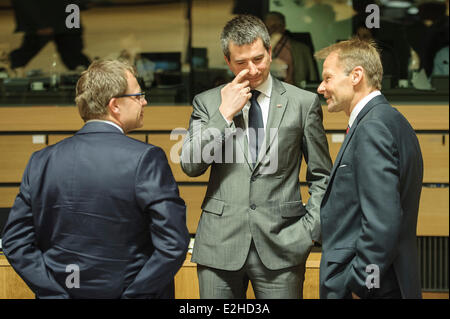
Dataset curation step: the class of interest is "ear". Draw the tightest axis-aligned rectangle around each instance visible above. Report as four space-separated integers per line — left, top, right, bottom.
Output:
351 66 364 86
268 45 272 62
107 97 120 117
224 55 231 68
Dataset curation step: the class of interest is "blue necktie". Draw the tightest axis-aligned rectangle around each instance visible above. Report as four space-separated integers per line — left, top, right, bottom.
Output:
248 90 264 165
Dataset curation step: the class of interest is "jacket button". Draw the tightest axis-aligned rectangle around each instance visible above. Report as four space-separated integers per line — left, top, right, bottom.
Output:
250 204 256 210
250 176 256 182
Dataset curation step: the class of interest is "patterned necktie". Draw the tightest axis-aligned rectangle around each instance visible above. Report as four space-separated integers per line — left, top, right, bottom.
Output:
248 90 264 165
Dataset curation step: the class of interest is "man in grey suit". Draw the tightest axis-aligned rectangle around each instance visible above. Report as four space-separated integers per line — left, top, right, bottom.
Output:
316 38 423 299
181 15 332 299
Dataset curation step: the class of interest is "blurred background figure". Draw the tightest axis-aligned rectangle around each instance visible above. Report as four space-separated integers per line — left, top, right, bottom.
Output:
405 0 449 77
8 0 90 76
352 0 411 85
119 49 156 89
264 11 318 88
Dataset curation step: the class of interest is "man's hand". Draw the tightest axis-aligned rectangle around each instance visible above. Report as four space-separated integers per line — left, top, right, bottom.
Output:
219 69 252 122
352 292 361 299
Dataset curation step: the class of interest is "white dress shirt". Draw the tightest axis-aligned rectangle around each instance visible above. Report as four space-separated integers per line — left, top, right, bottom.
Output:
348 90 382 128
223 74 273 142
242 74 272 132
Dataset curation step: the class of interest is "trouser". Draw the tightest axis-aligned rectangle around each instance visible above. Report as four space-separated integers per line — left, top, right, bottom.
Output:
10 32 90 70
197 241 305 299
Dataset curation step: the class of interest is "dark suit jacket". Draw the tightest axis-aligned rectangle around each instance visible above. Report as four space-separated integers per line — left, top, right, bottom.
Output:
1 122 189 299
319 94 423 299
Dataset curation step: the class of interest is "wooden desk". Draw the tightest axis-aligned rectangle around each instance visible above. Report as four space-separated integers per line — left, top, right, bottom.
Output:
0 254 35 299
0 252 319 299
174 252 321 299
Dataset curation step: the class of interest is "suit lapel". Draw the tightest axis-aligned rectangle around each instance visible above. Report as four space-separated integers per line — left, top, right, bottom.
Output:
326 94 388 188
254 78 288 171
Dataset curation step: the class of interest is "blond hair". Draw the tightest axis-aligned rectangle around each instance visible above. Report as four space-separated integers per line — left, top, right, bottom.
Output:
75 59 136 121
315 38 383 90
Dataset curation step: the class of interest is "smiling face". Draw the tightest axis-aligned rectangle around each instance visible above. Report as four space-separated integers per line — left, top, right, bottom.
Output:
225 37 272 89
317 52 354 115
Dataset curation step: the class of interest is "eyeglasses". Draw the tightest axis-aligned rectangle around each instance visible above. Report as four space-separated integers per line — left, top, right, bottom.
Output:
116 92 147 102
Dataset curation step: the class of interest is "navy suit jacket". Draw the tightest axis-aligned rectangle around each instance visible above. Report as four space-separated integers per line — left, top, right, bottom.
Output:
2 122 189 298
319 95 423 299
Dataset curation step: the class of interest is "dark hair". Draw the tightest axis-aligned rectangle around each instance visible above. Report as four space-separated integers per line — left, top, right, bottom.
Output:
220 14 271 60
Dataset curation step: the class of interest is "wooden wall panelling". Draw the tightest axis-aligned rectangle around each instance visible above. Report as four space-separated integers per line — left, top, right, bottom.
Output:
0 106 192 132
0 135 47 183
0 256 35 299
1 104 447 132
417 187 449 236
178 185 207 234
174 252 321 299
321 104 449 131
418 134 449 183
0 187 19 207
147 133 210 182
300 133 449 183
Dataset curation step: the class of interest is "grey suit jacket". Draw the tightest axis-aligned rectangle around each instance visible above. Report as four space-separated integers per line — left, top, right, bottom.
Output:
181 77 332 271
319 94 423 299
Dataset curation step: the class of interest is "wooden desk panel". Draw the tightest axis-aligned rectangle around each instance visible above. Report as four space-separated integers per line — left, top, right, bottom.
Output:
148 133 210 182
0 135 46 183
0 187 19 207
0 106 84 132
418 187 449 236
321 104 449 131
174 252 321 299
179 185 207 234
0 104 448 132
418 134 449 183
0 255 35 299
0 106 192 132
301 133 449 183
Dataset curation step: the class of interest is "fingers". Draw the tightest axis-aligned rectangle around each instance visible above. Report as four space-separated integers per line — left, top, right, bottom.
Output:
241 86 251 95
233 68 250 84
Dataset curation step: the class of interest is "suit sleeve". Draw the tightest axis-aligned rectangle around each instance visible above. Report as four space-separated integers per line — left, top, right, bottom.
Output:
180 93 235 177
345 120 401 298
1 153 70 298
301 95 333 242
122 146 189 298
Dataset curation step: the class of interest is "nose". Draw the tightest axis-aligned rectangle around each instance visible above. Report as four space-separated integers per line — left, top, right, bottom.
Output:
317 82 325 95
248 62 258 76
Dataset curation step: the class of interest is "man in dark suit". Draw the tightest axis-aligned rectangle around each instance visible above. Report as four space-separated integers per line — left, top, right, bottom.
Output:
1 59 190 298
181 15 332 299
315 38 423 299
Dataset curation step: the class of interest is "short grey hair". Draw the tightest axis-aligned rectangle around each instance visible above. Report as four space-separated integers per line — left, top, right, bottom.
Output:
220 15 271 60
75 59 136 121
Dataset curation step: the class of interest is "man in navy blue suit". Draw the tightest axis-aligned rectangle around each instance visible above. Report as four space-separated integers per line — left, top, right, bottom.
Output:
1 59 190 298
316 39 423 299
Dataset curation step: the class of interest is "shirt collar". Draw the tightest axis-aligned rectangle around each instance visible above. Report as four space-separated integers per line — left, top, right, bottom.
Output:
348 90 381 128
254 74 272 98
86 119 124 134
